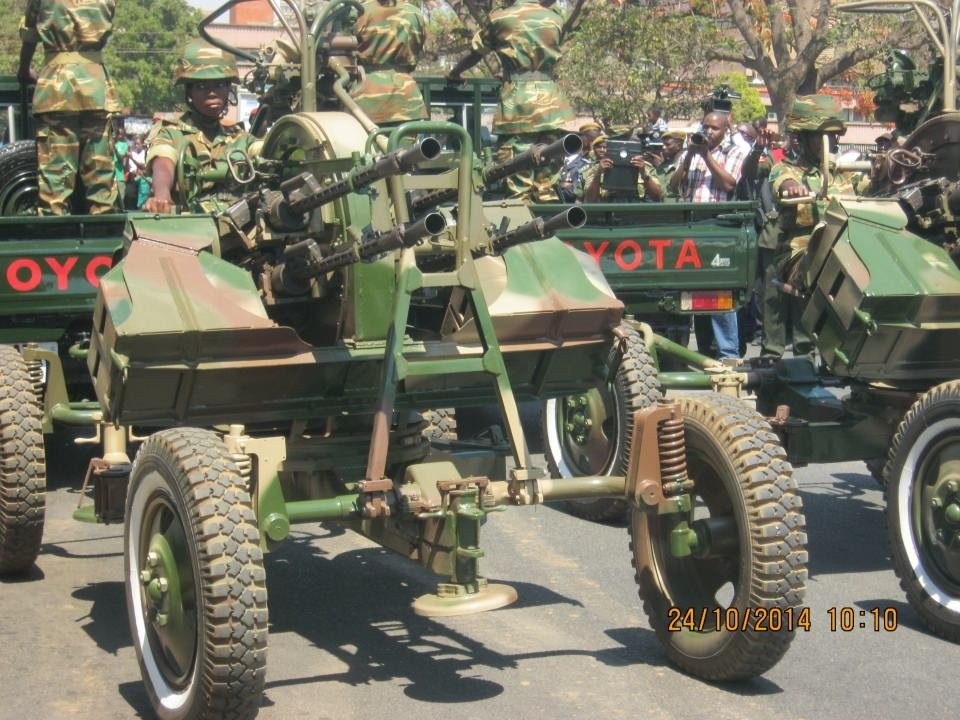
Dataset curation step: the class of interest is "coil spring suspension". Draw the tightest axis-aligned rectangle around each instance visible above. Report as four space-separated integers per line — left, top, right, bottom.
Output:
657 412 692 497
25 359 45 401
232 452 253 490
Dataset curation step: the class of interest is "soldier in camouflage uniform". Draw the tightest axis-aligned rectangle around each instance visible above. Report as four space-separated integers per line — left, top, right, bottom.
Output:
18 0 120 215
144 41 255 215
762 95 859 358
582 134 661 202
446 0 575 202
350 0 428 126
650 130 685 201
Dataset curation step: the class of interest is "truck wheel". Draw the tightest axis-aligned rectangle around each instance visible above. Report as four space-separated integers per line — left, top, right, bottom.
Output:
0 345 46 575
0 140 38 216
886 380 960 642
125 428 267 720
421 408 458 441
542 324 661 521
631 393 807 680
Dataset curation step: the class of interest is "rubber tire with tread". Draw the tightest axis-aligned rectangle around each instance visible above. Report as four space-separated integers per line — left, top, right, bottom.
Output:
885 380 960 642
0 345 46 575
421 408 458 441
542 324 662 522
125 428 267 720
0 140 38 216
631 393 807 680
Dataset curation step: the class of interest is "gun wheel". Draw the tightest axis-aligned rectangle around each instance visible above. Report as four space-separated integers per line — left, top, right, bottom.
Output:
886 380 960 642
631 393 807 680
125 428 267 720
542 323 661 521
0 140 38 216
421 408 458 441
0 345 46 575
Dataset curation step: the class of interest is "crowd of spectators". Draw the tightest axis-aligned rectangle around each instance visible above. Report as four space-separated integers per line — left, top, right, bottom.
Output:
111 125 151 211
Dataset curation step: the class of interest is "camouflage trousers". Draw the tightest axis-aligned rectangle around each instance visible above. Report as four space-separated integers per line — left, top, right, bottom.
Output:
496 131 565 203
761 246 812 358
35 111 118 215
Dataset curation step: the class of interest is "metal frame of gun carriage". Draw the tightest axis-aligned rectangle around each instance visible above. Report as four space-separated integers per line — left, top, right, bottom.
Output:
0 2 809 718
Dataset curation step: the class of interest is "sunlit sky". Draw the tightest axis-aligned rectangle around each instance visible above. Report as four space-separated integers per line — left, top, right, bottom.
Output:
189 0 228 12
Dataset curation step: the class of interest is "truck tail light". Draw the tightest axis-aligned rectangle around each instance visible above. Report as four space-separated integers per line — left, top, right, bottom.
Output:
680 291 734 311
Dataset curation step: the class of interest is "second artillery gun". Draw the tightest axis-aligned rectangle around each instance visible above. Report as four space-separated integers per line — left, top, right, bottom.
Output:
0 1 807 718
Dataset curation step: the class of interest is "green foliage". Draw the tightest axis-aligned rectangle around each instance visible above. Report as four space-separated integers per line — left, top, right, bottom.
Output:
0 0 26 75
555 4 718 126
0 0 202 114
715 72 766 124
106 0 203 114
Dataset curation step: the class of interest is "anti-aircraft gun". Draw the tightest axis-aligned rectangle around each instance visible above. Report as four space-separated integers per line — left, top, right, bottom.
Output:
0 1 807 717
715 0 960 647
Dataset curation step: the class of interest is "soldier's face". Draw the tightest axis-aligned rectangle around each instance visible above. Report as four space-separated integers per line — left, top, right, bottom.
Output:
662 138 680 158
188 81 231 118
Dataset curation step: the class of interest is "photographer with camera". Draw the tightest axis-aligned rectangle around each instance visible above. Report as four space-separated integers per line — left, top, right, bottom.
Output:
583 134 662 202
671 110 748 361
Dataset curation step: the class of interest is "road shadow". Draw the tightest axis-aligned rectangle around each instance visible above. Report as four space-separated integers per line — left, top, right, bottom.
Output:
71 520 791 714
544 500 629 527
0 565 45 583
72 580 130 655
798 470 889 577
853 598 930 636
41 533 124 561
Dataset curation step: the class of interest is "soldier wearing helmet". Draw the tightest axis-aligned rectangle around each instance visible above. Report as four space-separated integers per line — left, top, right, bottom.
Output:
144 40 255 215
761 95 859 359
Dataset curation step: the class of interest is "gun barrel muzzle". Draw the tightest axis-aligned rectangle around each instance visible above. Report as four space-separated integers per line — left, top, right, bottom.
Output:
492 206 587 254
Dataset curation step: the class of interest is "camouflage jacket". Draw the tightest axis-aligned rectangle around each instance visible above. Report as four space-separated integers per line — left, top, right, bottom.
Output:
20 0 120 114
146 112 255 213
471 0 574 135
582 158 659 202
652 156 681 201
770 156 859 251
351 0 427 124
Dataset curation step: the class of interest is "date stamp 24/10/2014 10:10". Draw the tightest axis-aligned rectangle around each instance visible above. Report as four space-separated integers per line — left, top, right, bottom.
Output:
667 606 899 633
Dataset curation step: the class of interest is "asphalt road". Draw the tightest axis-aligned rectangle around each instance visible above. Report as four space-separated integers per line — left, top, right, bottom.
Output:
2 435 958 720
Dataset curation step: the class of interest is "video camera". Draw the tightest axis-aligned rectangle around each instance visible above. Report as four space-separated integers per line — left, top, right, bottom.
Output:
701 85 741 114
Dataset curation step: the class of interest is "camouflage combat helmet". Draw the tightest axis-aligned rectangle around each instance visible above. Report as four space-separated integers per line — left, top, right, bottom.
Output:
174 40 240 86
785 95 846 133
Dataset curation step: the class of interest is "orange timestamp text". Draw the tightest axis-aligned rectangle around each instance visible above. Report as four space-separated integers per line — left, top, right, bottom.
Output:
667 606 812 633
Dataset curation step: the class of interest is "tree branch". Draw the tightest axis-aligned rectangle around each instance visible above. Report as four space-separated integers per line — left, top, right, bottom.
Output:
723 0 766 64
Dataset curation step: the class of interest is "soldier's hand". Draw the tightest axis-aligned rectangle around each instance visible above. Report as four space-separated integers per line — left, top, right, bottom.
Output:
598 157 613 173
445 72 465 85
144 194 174 214
779 179 809 199
18 67 37 84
